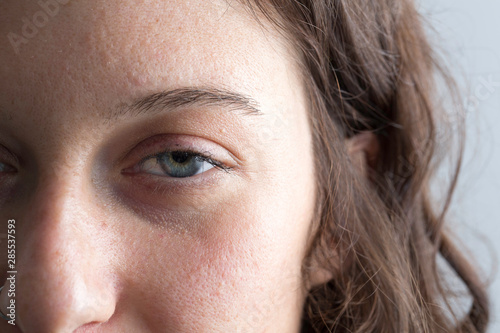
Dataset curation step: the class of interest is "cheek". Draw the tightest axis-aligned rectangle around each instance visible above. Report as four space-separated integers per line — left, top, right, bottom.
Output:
117 169 314 331
110 94 316 330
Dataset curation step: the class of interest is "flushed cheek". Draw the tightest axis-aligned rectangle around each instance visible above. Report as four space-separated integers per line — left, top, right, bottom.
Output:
121 210 305 332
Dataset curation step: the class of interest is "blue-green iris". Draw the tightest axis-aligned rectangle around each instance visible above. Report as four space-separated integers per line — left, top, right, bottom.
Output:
157 152 206 178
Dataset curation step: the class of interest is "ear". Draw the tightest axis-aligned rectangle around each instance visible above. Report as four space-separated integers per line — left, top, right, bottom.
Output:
345 131 379 176
306 132 380 289
306 255 336 288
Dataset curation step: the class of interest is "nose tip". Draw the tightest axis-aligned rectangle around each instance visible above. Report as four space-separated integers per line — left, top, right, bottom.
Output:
0 247 117 333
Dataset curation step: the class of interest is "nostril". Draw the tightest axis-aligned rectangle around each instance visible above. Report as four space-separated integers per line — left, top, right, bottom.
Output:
73 321 104 333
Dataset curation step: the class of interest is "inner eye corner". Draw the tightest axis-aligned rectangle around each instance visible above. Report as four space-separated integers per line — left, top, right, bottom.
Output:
0 163 17 173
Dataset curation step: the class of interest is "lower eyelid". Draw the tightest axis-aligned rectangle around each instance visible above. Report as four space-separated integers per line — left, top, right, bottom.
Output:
120 164 226 194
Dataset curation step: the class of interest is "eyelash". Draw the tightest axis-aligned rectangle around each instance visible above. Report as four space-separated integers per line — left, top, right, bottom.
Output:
137 149 233 175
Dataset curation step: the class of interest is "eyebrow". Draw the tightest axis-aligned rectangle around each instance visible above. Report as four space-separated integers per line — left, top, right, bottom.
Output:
110 87 262 120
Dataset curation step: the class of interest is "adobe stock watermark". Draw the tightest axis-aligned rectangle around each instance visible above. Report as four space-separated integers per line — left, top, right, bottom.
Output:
465 74 500 114
236 269 303 333
0 220 17 325
7 0 72 55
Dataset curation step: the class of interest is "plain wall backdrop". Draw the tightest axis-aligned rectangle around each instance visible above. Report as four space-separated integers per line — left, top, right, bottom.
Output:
418 0 500 330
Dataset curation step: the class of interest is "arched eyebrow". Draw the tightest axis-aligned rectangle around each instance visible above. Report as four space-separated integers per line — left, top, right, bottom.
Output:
110 87 262 120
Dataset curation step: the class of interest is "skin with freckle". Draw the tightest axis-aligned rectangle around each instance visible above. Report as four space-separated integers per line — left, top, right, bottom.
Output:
0 0 316 332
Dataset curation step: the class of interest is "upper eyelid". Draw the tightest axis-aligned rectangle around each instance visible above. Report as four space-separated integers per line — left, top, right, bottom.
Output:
118 134 238 175
140 149 213 165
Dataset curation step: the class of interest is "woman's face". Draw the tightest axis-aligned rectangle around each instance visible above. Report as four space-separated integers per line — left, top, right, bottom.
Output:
0 1 316 332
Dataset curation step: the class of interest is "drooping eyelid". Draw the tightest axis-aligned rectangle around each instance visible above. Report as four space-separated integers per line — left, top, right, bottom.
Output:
121 134 238 173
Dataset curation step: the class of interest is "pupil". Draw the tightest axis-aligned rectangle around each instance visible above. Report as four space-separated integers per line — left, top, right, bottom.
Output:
171 152 190 164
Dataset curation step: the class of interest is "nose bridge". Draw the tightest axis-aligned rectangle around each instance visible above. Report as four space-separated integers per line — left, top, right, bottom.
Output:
9 164 117 332
23 163 91 266
23 161 88 255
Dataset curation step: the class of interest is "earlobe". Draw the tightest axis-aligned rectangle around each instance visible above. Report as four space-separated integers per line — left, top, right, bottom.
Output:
345 131 380 175
306 261 334 289
304 242 338 289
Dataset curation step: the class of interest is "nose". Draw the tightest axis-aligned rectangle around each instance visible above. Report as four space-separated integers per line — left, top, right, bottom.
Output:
0 174 118 333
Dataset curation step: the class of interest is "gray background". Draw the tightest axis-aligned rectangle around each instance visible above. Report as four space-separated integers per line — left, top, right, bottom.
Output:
418 0 500 330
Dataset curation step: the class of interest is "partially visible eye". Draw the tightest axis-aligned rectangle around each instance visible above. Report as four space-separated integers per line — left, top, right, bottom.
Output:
138 151 227 178
0 162 16 173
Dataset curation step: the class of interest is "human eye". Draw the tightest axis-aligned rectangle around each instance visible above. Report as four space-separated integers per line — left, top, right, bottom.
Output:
0 146 18 192
120 134 236 186
117 135 238 209
0 147 18 175
0 162 15 173
137 150 230 178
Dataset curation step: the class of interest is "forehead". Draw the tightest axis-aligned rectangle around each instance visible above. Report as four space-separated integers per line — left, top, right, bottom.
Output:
0 0 267 63
0 0 298 126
